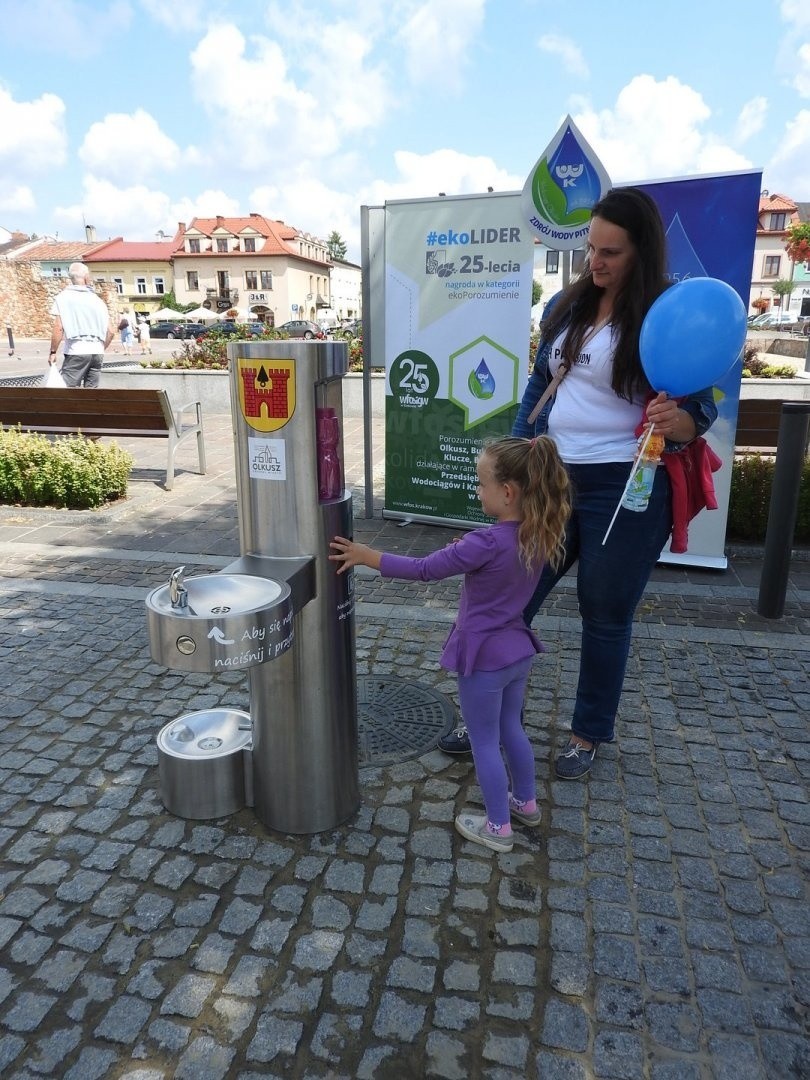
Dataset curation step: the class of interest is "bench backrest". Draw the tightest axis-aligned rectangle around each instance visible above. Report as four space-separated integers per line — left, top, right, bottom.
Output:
0 387 175 437
735 398 810 452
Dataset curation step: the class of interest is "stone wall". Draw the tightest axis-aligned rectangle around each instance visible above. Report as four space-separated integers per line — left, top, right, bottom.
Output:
0 261 121 338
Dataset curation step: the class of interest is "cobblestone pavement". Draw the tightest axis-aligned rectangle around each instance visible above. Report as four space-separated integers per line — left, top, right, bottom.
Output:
0 414 808 1078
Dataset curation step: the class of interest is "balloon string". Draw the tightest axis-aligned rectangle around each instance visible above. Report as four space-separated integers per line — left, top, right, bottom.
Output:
601 422 656 546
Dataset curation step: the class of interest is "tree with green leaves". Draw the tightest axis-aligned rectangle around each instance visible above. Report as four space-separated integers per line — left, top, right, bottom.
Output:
327 231 348 262
531 280 543 307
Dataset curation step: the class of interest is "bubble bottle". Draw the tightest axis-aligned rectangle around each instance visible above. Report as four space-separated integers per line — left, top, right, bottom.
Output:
621 429 665 513
316 407 343 501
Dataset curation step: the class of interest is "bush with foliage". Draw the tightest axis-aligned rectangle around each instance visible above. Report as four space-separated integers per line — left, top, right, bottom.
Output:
741 344 796 379
727 454 810 543
0 428 133 510
144 324 286 370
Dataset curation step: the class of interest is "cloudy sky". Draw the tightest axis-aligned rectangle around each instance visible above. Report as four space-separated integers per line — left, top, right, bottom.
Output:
0 0 807 260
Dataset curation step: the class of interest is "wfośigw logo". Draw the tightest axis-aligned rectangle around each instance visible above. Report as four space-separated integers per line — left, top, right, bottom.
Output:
238 358 296 432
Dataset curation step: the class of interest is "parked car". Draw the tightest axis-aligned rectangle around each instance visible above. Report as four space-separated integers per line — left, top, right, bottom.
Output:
197 320 267 340
336 319 362 339
276 320 325 339
754 312 800 331
149 321 208 339
747 312 771 327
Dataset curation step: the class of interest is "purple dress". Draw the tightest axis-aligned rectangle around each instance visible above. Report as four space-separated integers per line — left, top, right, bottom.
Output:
379 521 544 676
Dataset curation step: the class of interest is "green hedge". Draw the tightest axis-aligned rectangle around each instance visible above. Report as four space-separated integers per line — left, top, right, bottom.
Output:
0 428 133 510
727 454 810 543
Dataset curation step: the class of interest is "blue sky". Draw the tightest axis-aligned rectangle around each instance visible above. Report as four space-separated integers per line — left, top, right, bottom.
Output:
0 0 807 261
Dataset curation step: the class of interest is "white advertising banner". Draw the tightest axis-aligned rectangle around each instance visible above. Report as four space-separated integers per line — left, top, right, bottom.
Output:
383 192 535 526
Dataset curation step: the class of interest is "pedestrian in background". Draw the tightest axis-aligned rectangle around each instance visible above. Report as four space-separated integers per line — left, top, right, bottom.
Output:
119 310 134 355
138 316 152 354
330 436 571 853
48 263 113 387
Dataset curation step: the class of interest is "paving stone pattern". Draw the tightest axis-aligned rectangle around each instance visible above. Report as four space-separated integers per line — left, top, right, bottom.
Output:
0 414 807 1077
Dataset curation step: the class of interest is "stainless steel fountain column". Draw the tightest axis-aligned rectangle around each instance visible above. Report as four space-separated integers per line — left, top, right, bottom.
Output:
227 340 358 834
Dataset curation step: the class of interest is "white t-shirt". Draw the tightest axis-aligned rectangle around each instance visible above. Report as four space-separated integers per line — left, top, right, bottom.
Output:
51 286 110 356
547 324 644 464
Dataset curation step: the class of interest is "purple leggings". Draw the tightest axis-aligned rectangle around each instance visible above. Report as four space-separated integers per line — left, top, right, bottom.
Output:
457 656 535 827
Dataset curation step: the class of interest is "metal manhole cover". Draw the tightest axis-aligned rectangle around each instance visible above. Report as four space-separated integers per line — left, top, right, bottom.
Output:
357 677 458 767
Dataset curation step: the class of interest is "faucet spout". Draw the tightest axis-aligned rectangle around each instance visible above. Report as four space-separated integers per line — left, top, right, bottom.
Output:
168 566 188 609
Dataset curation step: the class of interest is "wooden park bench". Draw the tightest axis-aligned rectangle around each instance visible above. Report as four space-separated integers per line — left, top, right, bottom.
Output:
734 397 810 456
0 387 206 490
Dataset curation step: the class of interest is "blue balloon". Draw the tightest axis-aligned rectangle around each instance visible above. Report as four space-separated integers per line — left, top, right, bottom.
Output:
639 277 747 397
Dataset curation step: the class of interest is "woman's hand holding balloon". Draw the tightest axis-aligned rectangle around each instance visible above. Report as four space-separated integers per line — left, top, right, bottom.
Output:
645 392 696 443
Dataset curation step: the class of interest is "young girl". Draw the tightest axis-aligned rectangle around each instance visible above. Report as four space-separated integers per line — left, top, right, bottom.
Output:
330 436 571 853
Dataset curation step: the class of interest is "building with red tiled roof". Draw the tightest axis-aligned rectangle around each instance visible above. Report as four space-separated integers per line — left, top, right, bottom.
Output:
173 214 333 323
86 239 177 318
749 192 801 315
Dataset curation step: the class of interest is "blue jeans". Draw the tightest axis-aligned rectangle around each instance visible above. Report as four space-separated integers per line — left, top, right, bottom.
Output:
524 461 672 745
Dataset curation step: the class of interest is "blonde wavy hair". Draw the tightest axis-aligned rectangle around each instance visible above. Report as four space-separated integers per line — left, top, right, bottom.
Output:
482 436 571 571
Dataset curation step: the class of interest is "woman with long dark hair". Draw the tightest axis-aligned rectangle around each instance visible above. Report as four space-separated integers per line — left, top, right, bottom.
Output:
516 186 717 778
440 187 718 777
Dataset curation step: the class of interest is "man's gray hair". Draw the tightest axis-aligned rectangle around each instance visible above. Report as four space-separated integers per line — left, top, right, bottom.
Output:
68 262 90 285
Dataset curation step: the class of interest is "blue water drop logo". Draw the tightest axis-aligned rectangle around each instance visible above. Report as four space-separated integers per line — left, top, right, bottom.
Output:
469 359 495 400
521 114 611 250
547 126 605 214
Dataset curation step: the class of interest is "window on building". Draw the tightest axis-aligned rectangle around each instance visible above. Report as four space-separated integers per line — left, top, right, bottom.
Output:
260 270 273 290
245 270 258 290
52 266 62 277
216 238 228 253
764 255 781 277
153 277 165 295
113 277 124 294
244 237 256 253
187 271 199 291
188 238 200 253
546 251 559 274
769 212 786 231
571 250 586 275
136 277 147 295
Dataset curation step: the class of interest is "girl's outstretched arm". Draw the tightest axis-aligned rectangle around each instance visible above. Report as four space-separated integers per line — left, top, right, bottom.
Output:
329 535 383 574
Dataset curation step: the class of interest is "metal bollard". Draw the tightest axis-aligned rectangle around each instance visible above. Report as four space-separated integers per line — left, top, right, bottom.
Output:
757 402 810 618
6 325 13 356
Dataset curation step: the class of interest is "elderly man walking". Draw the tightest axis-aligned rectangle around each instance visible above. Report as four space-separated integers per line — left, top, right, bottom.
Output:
49 262 114 387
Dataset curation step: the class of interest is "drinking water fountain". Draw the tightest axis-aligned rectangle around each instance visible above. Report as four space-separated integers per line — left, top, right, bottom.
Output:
145 340 359 834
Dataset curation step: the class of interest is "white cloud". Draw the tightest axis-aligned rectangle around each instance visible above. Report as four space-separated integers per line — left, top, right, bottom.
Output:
0 88 67 171
764 109 810 198
2 0 132 57
537 34 589 79
573 75 750 184
54 176 245 240
398 0 485 89
79 109 183 183
778 0 810 97
0 185 36 214
734 96 768 143
250 148 523 262
170 190 242 226
139 0 207 33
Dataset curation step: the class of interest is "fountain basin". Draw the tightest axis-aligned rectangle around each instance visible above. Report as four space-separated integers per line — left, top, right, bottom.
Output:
157 708 253 819
146 572 293 672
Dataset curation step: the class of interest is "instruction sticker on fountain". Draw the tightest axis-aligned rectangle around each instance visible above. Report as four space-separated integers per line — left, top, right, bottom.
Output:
211 608 294 669
248 437 286 480
237 356 296 432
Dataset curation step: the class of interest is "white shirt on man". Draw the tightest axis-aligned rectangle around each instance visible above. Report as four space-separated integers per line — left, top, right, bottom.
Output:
50 286 110 355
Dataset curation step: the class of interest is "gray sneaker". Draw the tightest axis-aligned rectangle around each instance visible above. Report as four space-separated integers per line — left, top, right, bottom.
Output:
455 813 513 852
555 740 597 780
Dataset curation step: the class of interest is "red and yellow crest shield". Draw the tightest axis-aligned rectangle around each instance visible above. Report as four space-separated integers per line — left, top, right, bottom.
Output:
237 357 296 432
